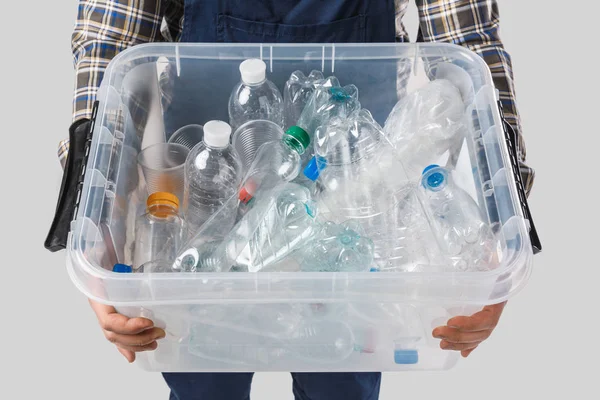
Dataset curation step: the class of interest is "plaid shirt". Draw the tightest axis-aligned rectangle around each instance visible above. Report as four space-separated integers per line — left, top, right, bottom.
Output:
61 0 533 193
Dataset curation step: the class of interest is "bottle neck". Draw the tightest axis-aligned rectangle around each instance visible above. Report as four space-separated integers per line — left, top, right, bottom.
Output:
283 135 306 155
242 78 266 87
148 203 179 219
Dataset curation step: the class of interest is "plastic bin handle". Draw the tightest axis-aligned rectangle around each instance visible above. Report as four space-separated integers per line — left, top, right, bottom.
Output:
44 101 99 252
497 101 542 254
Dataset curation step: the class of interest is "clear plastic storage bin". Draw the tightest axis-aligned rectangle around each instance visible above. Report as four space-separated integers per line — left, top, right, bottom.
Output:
67 43 535 372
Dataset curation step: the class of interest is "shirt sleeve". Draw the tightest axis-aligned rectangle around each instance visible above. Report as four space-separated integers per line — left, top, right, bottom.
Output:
416 0 534 194
71 0 168 123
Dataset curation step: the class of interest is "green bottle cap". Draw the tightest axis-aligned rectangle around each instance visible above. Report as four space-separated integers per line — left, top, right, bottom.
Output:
284 126 310 151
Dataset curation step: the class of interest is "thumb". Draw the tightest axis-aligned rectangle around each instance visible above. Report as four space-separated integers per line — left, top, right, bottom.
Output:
118 347 135 363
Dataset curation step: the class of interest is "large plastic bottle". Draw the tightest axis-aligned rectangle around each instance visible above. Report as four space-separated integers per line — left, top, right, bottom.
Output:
303 109 436 271
183 120 242 234
420 165 497 271
283 70 338 129
133 192 185 272
228 58 284 131
174 183 318 273
383 79 466 177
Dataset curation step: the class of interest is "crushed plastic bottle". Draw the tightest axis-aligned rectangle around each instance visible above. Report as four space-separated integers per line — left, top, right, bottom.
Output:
183 120 242 234
228 58 284 131
133 192 185 272
174 183 318 273
296 81 360 164
283 70 338 129
383 79 466 176
300 220 375 272
420 165 497 271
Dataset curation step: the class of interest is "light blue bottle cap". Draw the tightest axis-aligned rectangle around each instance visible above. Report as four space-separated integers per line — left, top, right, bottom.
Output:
394 349 419 365
303 156 327 182
113 264 133 273
421 164 447 191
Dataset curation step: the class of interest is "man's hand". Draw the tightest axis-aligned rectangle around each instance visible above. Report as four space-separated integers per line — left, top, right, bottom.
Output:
432 301 506 358
89 299 166 363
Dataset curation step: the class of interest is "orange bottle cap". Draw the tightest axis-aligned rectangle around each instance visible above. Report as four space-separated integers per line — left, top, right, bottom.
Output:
147 192 179 211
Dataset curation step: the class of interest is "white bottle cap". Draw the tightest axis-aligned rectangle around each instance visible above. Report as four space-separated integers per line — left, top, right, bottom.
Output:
240 58 266 85
203 120 232 148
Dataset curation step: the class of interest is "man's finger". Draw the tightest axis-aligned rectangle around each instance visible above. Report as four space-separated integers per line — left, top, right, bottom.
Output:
117 347 136 363
116 341 159 354
432 326 492 343
446 304 504 332
104 327 165 346
102 313 155 335
440 340 479 352
461 346 478 358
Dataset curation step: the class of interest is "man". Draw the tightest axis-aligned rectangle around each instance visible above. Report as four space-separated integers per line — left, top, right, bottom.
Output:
61 1 534 399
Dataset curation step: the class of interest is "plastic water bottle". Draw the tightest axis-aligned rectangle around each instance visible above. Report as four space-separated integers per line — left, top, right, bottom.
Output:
420 165 497 270
283 70 338 128
133 192 185 272
300 220 375 272
296 81 360 164
175 183 318 272
238 125 310 212
183 120 242 234
228 58 284 131
303 109 436 271
383 79 466 177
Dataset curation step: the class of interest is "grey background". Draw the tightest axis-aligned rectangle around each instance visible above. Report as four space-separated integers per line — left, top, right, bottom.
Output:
1 0 598 398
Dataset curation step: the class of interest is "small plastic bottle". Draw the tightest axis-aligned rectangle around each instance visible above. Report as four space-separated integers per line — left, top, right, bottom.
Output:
420 164 496 270
183 120 242 234
228 58 284 131
133 192 185 272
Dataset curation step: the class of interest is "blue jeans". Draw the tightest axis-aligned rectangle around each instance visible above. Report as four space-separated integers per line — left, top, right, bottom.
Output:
163 372 381 400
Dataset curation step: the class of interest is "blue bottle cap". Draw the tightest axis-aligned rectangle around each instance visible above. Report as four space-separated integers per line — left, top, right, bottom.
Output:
303 156 327 182
421 164 447 191
394 349 419 365
422 164 440 175
113 264 133 273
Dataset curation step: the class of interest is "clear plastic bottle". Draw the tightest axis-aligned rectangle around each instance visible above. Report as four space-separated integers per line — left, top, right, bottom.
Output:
238 125 310 210
283 70 338 129
183 120 242 234
174 183 318 273
300 220 375 272
420 165 497 271
133 192 185 272
296 81 360 165
303 109 437 271
228 58 284 131
383 79 466 177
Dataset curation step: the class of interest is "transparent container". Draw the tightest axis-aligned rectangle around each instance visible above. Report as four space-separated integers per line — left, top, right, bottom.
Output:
67 43 534 372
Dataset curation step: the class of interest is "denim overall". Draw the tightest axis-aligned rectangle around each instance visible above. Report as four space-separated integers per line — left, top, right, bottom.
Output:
163 1 394 399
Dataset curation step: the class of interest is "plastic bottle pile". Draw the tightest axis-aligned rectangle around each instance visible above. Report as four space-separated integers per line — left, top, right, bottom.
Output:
127 58 499 275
